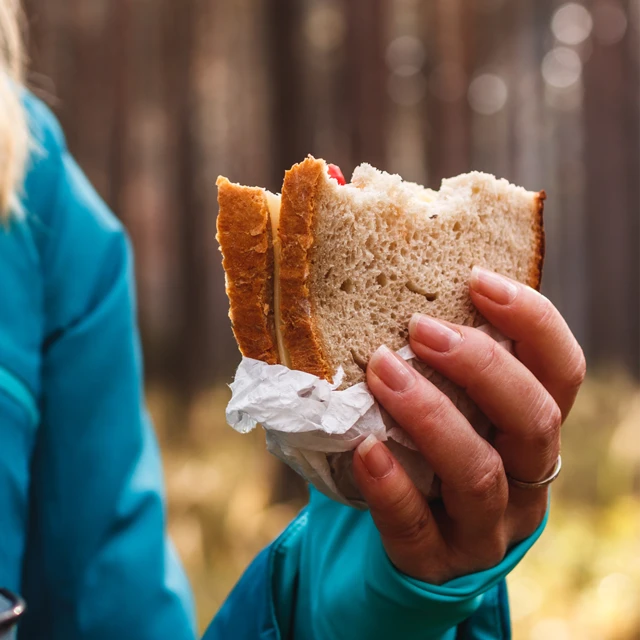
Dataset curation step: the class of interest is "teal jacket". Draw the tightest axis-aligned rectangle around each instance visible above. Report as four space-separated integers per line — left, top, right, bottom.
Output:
0 93 546 639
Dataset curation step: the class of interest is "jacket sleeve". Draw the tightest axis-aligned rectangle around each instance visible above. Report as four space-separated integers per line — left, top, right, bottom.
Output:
18 96 196 640
204 487 547 640
286 489 547 640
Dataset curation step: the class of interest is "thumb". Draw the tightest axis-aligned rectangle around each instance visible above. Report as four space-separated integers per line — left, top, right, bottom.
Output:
353 435 445 580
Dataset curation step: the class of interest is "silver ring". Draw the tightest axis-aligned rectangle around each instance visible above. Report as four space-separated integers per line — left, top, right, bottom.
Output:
507 455 562 490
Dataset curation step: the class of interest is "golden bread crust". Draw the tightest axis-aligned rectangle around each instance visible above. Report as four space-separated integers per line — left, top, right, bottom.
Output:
278 157 334 381
216 176 279 364
529 191 546 291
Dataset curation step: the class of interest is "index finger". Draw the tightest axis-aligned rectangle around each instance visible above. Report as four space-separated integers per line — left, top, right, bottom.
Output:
469 267 586 419
365 346 509 531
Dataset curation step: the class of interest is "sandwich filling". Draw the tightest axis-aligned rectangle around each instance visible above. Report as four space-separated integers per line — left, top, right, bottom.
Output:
265 190 290 367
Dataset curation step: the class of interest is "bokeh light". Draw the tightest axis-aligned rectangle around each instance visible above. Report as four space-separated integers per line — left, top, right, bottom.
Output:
592 1 628 45
542 47 582 89
304 1 346 53
530 618 572 640
467 73 508 115
386 35 427 107
385 35 426 75
551 3 593 45
508 575 544 621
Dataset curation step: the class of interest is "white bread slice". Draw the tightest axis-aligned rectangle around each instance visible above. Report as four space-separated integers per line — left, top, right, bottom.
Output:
277 157 544 387
216 158 544 387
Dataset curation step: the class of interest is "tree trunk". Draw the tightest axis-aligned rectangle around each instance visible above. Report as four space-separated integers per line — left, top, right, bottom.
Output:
266 0 310 187
584 22 640 376
424 0 473 188
161 0 208 402
344 0 388 171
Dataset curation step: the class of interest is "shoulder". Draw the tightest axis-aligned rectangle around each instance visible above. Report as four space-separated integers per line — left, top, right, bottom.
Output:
0 92 134 399
22 92 124 239
20 92 132 334
22 91 66 157
0 95 62 395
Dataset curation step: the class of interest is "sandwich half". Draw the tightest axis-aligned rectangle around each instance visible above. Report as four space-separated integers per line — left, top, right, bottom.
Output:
216 157 545 386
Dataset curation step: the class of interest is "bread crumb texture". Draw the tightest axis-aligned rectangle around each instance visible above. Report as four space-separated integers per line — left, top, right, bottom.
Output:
306 162 544 385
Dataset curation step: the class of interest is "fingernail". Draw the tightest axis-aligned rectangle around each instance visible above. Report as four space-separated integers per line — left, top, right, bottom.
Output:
470 266 518 305
409 314 462 352
369 345 416 392
357 435 393 479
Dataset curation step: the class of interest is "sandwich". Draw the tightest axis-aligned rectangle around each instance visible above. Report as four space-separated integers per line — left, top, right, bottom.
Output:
216 156 545 388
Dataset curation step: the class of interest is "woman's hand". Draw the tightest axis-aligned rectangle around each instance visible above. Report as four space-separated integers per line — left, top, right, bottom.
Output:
352 266 586 584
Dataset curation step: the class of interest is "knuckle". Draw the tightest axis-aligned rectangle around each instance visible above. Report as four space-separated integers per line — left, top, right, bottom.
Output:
566 345 587 391
384 481 418 515
423 387 453 424
375 491 432 544
473 338 501 378
391 513 432 546
531 294 557 333
532 399 562 451
397 381 454 438
465 452 506 503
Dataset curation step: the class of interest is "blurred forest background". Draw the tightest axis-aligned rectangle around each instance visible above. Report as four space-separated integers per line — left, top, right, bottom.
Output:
21 0 640 637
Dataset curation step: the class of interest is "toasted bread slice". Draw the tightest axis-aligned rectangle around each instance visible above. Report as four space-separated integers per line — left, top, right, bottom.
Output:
216 177 279 364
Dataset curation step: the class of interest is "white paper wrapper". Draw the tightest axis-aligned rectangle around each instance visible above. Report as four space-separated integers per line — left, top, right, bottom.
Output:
226 325 513 508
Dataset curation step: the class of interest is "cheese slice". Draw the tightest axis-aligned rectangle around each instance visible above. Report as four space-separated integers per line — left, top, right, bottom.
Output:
265 191 290 367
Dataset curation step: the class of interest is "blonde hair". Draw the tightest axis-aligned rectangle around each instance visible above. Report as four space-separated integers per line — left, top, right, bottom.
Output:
0 0 28 219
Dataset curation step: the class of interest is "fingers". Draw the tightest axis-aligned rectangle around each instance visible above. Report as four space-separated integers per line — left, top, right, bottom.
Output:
365 347 508 530
352 435 451 583
353 433 510 582
408 315 561 485
469 266 587 419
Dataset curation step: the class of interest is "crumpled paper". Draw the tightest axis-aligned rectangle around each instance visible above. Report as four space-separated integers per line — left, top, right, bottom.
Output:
226 325 513 508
